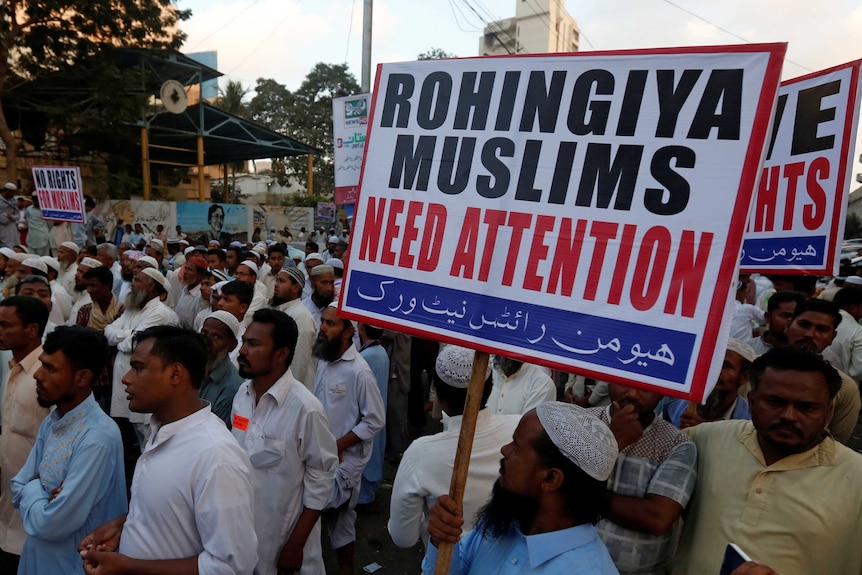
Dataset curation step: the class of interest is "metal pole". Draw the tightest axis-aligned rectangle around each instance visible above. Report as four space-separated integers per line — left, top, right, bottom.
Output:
141 127 151 201
307 154 314 196
197 135 205 202
361 0 373 92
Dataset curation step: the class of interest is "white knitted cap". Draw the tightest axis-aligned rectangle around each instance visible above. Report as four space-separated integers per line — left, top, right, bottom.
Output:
203 310 240 339
726 338 756 363
60 241 80 254
238 260 258 276
79 257 102 269
138 256 158 269
140 267 169 292
40 256 60 272
21 257 48 274
435 345 489 389
535 402 619 481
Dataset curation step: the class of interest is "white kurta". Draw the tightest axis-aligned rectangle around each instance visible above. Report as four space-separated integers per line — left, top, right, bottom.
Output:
57 263 77 295
302 296 326 331
824 308 862 382
120 405 258 574
487 362 557 415
275 299 318 390
105 298 179 423
388 410 519 549
232 372 338 575
50 280 73 323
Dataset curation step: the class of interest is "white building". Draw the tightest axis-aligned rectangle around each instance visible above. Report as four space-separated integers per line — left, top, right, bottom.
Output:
479 0 579 56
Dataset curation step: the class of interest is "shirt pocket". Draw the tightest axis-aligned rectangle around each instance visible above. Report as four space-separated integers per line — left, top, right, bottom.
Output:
248 437 288 470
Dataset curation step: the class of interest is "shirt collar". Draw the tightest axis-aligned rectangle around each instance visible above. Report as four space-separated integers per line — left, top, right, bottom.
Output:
147 403 212 451
525 523 602 568
244 369 296 406
331 344 359 364
738 420 836 470
442 409 492 432
11 345 43 375
50 393 98 430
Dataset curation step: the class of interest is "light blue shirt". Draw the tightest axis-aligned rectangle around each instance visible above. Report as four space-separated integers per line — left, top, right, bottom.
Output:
422 522 619 575
11 394 127 575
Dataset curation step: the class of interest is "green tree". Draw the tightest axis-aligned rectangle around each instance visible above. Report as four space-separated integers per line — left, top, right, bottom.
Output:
418 47 456 60
0 0 190 181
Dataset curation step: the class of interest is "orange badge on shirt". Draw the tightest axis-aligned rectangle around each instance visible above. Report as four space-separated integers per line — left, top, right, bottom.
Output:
233 414 249 431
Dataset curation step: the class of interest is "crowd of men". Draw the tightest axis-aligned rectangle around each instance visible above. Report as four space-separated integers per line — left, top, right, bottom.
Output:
0 192 858 575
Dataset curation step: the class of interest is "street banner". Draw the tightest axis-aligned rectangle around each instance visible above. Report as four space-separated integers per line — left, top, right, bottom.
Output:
31 166 86 223
741 60 862 274
333 93 370 205
341 45 785 401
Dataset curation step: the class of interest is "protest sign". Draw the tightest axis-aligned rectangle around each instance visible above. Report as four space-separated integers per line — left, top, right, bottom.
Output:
333 93 370 205
31 166 86 223
340 44 785 401
741 60 862 274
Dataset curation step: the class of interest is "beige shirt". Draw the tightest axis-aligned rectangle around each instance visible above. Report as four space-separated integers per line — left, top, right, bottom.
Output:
672 420 862 575
0 346 48 554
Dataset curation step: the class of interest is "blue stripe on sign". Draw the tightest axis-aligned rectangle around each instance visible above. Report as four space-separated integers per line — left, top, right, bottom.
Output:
741 236 826 267
41 210 84 223
345 270 695 384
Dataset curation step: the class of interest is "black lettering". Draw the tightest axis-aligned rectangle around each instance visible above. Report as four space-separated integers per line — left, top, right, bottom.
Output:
575 143 644 210
514 140 544 202
656 69 702 138
687 69 743 140
548 141 578 204
477 138 514 198
388 135 436 190
453 72 495 130
495 71 521 131
519 70 566 133
34 170 44 188
437 137 476 195
616 70 648 136
791 80 840 155
381 74 414 128
417 72 452 130
765 94 788 161
645 146 695 215
567 69 614 136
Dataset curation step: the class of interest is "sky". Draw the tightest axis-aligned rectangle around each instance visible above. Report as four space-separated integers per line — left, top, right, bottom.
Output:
178 0 862 179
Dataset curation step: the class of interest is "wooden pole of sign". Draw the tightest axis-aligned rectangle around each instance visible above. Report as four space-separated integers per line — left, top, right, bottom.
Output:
434 350 489 575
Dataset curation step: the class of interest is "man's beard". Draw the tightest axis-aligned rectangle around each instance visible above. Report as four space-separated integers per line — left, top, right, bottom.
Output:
74 283 86 293
493 355 523 376
312 291 334 308
121 271 134 282
698 386 735 420
37 393 74 409
124 290 147 311
271 295 288 307
206 350 229 375
59 261 70 272
475 480 540 540
312 333 343 362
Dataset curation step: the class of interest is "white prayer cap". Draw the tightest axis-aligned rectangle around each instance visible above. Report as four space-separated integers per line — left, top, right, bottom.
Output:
845 276 862 286
0 247 16 259
229 240 242 248
203 310 240 340
3 182 16 191
40 256 60 272
211 280 228 296
252 243 267 256
306 252 323 262
435 345 491 389
15 245 30 254
726 338 756 363
208 239 220 247
60 241 80 254
79 257 102 269
328 235 339 243
535 402 619 481
21 257 48 274
311 264 334 277
138 256 158 269
179 239 190 247
140 267 169 292
147 239 165 253
183 246 196 255
287 247 305 262
238 260 258 276
325 258 344 271
9 252 30 263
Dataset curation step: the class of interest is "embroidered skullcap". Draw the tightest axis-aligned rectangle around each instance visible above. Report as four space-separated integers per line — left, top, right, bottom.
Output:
183 246 196 256
238 260 258 276
147 239 165 254
21 257 47 274
311 264 334 277
79 257 102 269
535 402 619 481
435 345 491 389
203 310 240 340
211 280 228 296
0 247 16 259
60 241 80 254
210 269 229 283
726 338 756 363
138 256 158 269
124 251 144 261
140 267 169 292
167 237 180 245
40 256 60 272
278 266 306 288
325 258 344 270
845 276 862 286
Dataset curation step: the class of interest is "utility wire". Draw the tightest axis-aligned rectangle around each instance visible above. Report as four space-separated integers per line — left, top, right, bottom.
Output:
345 0 357 62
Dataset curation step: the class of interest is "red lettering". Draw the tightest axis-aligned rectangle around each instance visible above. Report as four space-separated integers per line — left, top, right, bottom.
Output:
631 226 672 311
380 199 405 265
523 215 556 292
608 224 638 305
803 157 829 230
450 207 481 279
782 161 805 230
583 222 618 301
547 219 587 297
754 166 779 232
664 230 713 317
358 197 387 262
398 201 424 269
417 203 447 272
478 210 507 282
502 212 532 287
